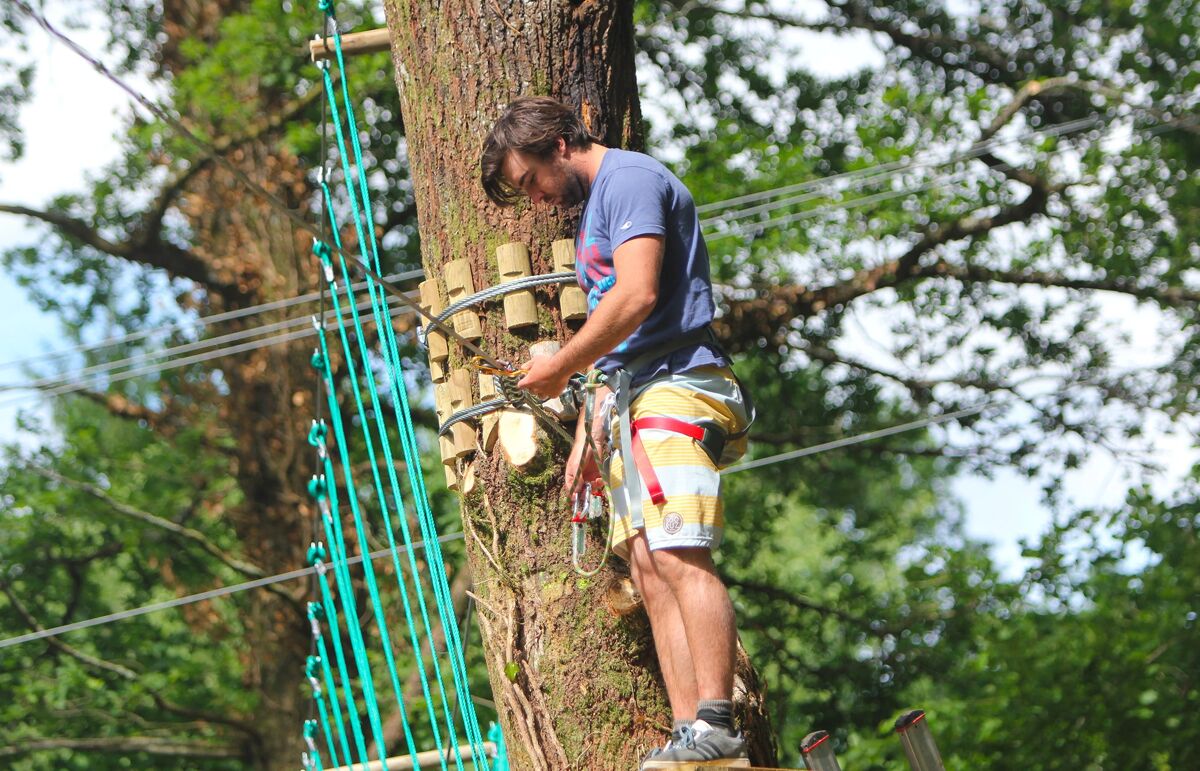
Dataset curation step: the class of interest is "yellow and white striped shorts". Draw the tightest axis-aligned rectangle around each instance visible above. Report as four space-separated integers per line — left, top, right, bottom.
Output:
606 366 750 559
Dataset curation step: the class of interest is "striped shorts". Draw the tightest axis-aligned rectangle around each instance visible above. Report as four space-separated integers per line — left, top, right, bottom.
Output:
605 366 750 559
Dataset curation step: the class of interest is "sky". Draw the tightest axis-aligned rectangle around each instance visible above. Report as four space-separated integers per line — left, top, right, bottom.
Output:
2 5 1195 581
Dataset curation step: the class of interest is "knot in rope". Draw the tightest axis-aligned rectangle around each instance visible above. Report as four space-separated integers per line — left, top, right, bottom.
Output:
309 347 325 371
307 419 328 448
307 475 328 500
311 239 335 283
306 541 328 566
317 0 335 13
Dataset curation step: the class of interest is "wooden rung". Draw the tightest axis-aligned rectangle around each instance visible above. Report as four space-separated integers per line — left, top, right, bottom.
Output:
309 28 391 62
671 766 802 770
324 741 496 771
552 238 587 321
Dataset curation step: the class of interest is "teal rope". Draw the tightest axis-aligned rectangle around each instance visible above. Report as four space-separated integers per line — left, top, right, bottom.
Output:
306 653 342 769
312 237 442 767
318 18 487 764
308 601 357 767
316 39 477 769
315 204 460 768
307 541 372 766
311 338 416 764
303 719 325 771
307 5 491 768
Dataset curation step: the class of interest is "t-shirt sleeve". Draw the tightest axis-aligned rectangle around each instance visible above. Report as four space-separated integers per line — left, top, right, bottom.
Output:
602 167 669 251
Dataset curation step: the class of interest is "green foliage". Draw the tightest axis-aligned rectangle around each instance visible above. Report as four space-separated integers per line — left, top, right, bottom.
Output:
1 0 1198 767
0 400 252 770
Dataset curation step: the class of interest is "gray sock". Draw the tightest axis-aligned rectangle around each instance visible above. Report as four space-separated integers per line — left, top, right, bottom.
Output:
672 718 693 733
696 699 734 731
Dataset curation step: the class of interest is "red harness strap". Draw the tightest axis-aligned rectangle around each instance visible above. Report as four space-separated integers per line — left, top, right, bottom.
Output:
629 416 706 505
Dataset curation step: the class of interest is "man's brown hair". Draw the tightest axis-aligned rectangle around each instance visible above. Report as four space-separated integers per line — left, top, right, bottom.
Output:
480 96 595 206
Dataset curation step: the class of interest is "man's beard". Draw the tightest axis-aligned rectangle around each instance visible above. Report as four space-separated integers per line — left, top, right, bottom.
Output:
555 171 587 208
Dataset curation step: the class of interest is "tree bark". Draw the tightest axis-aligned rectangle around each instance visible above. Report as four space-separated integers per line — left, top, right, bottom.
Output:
381 1 775 767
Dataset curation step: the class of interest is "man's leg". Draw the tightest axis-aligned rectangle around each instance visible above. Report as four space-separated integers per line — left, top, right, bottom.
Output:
628 533 698 720
649 546 736 702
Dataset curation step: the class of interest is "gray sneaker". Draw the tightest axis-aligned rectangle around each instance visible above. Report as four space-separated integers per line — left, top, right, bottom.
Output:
640 720 750 768
639 725 688 770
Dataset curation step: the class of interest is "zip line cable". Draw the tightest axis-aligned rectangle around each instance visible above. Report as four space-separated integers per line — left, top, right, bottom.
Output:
0 269 424 374
10 0 507 375
696 114 1103 218
0 110 1179 405
0 391 1009 651
0 300 418 409
0 13 1146 377
0 532 468 651
0 289 420 399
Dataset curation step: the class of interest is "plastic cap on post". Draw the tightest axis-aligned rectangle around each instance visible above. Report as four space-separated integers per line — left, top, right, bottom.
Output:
800 729 842 771
894 709 945 771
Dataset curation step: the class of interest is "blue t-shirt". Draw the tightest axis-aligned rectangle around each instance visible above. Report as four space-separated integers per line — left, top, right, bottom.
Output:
575 148 726 384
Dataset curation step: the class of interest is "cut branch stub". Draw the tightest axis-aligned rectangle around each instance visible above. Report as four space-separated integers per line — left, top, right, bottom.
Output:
444 259 483 339
552 239 587 321
419 279 450 383
496 242 538 330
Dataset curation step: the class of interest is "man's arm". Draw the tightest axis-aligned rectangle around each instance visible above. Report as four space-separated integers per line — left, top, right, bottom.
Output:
518 234 664 398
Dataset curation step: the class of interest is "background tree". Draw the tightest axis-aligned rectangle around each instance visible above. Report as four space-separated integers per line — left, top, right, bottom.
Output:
0 0 1196 768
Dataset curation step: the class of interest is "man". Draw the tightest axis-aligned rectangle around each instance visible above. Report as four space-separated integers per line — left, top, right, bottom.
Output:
480 96 752 768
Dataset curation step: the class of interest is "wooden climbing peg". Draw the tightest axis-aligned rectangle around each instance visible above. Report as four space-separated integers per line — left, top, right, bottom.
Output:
433 383 457 468
478 373 500 451
448 369 476 459
419 279 449 383
552 239 587 321
496 242 538 330
444 259 483 339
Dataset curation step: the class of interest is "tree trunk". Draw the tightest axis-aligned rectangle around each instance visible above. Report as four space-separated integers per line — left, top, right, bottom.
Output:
380 2 776 767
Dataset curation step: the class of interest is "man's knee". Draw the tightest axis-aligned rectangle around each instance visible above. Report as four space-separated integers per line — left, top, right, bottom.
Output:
628 537 670 602
650 546 718 588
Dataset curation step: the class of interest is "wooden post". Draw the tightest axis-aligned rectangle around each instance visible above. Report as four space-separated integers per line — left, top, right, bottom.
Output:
448 368 477 459
552 239 587 321
309 28 391 62
444 259 483 339
496 242 538 330
419 280 449 383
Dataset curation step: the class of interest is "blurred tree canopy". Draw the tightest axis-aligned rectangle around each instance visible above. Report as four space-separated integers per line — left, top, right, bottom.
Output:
1 0 1196 767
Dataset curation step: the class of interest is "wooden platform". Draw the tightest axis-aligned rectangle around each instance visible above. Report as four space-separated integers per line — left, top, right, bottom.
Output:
671 766 800 770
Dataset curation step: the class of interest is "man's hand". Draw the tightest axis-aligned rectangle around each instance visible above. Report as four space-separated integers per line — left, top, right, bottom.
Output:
517 354 572 400
563 383 610 495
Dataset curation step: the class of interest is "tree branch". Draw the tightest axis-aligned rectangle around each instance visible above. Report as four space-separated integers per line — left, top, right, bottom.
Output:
820 0 1023 85
725 576 896 635
0 579 259 738
0 736 243 759
0 204 244 301
716 186 1053 352
142 79 336 238
935 261 1200 307
28 466 268 582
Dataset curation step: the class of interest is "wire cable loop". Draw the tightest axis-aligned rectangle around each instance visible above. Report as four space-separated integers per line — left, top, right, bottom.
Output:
421 271 576 343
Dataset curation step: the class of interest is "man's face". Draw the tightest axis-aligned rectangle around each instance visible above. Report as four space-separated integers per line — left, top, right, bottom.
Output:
500 142 586 208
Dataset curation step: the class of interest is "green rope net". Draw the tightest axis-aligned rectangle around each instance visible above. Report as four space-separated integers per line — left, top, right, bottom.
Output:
298 3 496 769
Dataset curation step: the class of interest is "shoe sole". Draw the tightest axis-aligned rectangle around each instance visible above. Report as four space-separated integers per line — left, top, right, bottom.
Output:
640 760 751 769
